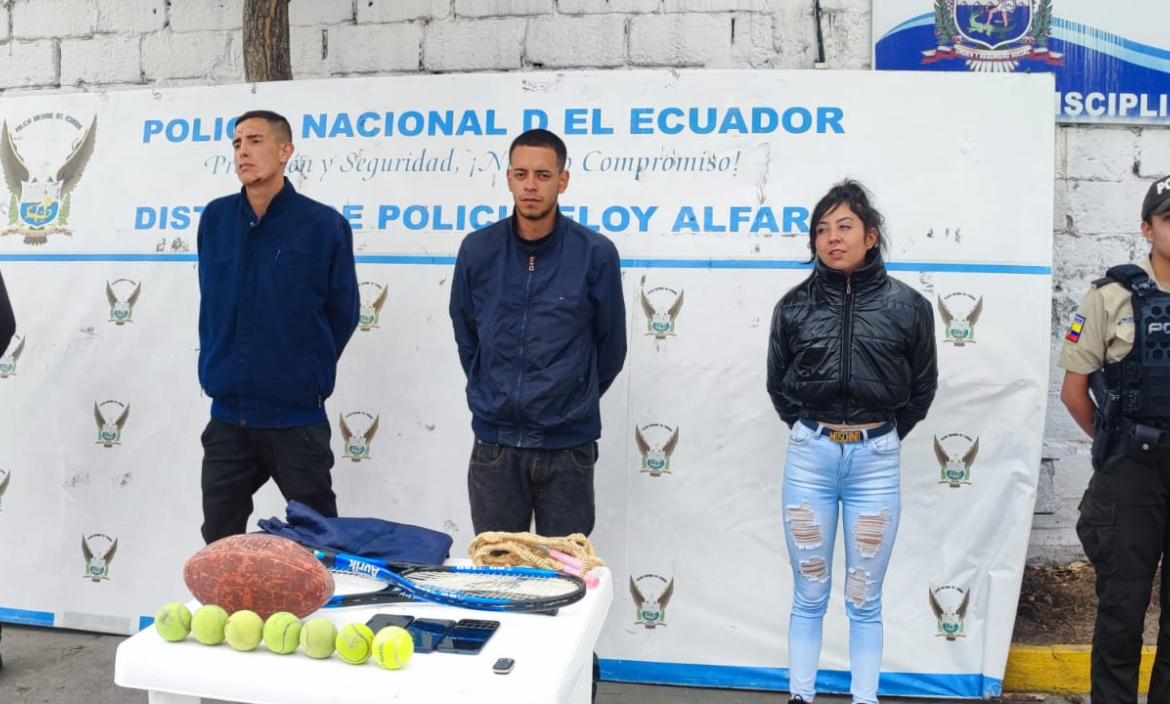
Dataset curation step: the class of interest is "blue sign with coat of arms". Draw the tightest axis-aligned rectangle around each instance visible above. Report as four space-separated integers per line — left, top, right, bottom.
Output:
875 1 1170 124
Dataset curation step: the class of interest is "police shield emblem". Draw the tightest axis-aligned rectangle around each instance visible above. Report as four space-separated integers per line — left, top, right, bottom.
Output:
106 280 142 325
929 585 971 640
94 402 130 447
18 180 61 228
82 534 117 582
340 412 379 462
358 284 388 331
939 294 983 346
934 434 980 487
1 116 97 244
640 288 685 339
630 575 674 628
954 0 1033 50
636 425 679 476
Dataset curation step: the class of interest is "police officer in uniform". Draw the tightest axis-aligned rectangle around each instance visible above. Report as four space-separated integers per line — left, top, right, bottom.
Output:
1060 174 1170 704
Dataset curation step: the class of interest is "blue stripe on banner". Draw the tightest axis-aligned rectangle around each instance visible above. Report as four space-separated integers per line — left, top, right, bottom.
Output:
0 607 55 627
1053 17 1170 64
600 660 1003 699
139 615 155 631
0 253 1051 275
884 262 1050 275
0 253 199 262
357 255 458 265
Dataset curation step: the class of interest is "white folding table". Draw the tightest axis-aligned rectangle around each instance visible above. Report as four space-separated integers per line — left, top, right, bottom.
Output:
115 567 612 704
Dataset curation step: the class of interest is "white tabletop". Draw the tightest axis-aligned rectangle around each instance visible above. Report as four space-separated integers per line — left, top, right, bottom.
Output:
115 567 613 704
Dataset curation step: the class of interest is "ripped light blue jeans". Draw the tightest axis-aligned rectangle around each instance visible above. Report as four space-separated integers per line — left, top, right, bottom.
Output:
782 420 902 704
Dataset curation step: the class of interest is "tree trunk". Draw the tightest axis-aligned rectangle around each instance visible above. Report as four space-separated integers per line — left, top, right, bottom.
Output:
243 0 292 82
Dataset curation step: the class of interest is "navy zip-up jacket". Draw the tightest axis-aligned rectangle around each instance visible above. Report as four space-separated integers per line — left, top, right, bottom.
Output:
450 213 627 449
197 179 359 428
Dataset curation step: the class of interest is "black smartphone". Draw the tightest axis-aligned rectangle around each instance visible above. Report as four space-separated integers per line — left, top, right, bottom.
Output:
406 618 456 654
436 618 500 655
365 613 414 632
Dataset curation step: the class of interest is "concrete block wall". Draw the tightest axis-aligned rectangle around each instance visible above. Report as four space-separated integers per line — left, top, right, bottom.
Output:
0 0 1158 562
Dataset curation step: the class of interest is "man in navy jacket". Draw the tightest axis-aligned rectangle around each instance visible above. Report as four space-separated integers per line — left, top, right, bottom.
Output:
450 129 626 538
197 110 359 544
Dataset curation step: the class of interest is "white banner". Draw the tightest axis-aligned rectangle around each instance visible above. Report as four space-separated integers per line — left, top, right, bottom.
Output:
0 70 1054 698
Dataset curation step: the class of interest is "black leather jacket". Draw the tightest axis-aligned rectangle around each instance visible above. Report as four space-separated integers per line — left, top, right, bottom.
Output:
766 252 938 438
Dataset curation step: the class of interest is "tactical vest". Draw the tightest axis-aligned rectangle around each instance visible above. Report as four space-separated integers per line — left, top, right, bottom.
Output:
1101 264 1170 422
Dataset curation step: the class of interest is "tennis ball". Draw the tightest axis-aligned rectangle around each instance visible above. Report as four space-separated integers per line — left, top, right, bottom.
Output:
154 603 192 642
224 610 264 652
262 612 302 655
335 623 375 665
372 626 414 670
191 605 229 645
300 618 337 659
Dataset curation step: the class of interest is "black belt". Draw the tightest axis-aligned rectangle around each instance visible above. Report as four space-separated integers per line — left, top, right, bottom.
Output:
799 419 897 444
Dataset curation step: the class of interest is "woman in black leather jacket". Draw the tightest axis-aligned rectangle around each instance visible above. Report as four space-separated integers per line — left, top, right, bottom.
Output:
766 181 937 704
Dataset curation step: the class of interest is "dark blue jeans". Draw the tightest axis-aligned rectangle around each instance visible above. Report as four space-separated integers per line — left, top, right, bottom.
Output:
467 440 597 537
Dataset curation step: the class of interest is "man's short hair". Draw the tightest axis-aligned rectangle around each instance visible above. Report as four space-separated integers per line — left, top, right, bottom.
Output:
236 109 293 143
509 129 567 170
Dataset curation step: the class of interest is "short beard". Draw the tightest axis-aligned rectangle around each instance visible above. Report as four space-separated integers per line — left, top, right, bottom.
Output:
517 201 557 222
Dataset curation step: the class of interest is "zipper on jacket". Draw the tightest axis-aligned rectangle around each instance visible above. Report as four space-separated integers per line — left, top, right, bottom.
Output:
840 274 854 423
512 254 536 446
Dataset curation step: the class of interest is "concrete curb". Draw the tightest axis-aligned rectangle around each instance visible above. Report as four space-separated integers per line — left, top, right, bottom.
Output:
1004 645 1156 695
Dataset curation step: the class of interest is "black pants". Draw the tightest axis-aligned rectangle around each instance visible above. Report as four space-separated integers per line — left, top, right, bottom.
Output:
1077 448 1170 704
467 440 597 537
200 418 337 544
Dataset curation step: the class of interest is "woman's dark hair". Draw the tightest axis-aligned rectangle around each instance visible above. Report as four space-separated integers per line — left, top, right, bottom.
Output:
806 180 888 263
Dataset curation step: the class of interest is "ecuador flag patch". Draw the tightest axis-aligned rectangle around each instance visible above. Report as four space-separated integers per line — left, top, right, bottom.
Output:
1066 314 1085 343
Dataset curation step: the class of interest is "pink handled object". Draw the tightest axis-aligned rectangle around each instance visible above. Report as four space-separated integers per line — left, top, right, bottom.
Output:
548 549 584 571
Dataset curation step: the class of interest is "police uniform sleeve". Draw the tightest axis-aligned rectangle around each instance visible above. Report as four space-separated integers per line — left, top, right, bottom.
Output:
0 271 13 353
1058 285 1107 374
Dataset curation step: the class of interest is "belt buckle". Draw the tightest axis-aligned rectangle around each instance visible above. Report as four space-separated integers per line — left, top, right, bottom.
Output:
829 429 862 443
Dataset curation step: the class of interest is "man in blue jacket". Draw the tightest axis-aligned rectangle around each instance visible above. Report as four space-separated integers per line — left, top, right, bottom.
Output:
449 129 626 539
197 110 359 544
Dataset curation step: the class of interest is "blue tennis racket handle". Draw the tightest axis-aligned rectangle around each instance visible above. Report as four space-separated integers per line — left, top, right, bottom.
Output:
314 549 389 568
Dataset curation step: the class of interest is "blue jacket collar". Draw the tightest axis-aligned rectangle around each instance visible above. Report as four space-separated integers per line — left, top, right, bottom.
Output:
509 209 564 251
240 178 296 221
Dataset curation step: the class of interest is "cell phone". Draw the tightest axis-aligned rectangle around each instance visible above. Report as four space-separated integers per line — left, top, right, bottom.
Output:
405 618 456 654
436 618 500 655
492 657 515 674
365 613 414 632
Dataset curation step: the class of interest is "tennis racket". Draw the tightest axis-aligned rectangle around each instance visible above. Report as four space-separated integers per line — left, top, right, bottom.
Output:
315 549 587 613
